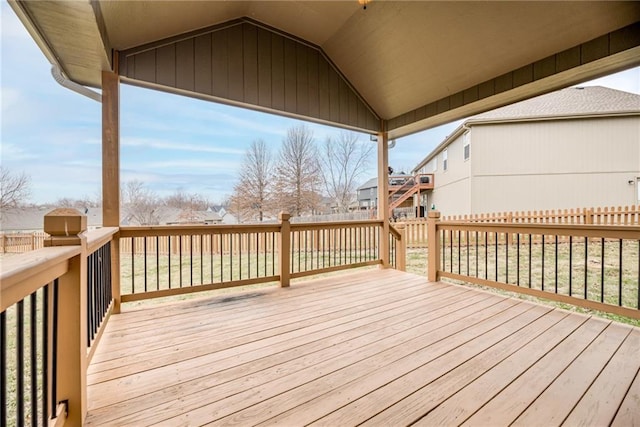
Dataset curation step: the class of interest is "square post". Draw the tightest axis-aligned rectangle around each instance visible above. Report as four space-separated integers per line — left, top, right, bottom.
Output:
102 69 121 312
396 223 406 271
377 131 390 267
44 208 88 426
279 211 291 287
427 210 441 282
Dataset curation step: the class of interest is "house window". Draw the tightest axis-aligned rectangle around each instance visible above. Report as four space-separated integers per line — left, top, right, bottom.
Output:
443 149 448 171
463 132 470 161
432 159 437 172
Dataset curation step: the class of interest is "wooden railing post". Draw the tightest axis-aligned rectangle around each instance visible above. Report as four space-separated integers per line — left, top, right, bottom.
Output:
396 223 407 271
279 211 291 287
43 208 88 427
427 211 441 282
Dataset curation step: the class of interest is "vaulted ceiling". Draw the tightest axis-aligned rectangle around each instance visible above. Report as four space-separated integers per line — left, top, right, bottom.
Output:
10 1 640 138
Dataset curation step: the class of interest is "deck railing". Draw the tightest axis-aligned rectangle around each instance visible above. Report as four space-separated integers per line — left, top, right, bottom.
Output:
399 204 640 248
427 211 640 320
0 211 118 427
119 214 405 301
118 223 281 302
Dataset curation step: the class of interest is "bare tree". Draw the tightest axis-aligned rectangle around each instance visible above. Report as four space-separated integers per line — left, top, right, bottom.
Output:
229 139 274 222
164 189 210 211
0 167 31 217
273 125 322 216
121 180 160 225
164 188 211 222
320 131 374 213
55 194 100 210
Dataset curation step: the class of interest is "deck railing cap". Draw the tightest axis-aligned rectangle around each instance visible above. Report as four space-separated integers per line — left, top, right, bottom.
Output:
278 211 291 221
44 207 87 247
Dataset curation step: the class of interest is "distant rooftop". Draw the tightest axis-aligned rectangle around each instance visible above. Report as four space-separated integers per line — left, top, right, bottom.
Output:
469 86 640 123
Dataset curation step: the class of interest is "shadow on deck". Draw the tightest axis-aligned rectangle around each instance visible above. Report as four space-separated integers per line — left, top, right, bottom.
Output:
86 269 640 426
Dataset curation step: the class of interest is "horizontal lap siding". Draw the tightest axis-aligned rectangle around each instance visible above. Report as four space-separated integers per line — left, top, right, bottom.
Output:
119 21 379 132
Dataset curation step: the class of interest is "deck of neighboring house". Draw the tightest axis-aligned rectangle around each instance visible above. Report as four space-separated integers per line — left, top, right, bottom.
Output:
85 269 640 426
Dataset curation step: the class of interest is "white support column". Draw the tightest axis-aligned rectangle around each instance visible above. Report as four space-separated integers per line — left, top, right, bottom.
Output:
377 131 390 267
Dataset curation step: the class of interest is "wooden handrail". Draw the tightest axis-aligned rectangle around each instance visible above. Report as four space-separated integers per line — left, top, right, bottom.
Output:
120 223 281 237
437 221 640 240
86 227 119 254
0 245 80 311
291 219 383 231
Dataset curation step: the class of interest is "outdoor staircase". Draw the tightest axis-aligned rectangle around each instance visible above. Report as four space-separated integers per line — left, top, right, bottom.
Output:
388 174 434 215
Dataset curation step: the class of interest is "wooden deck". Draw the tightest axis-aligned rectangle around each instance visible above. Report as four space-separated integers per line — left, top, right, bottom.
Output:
86 269 640 426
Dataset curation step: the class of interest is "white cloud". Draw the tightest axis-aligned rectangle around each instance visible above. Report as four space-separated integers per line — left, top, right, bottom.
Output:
124 159 240 171
120 137 245 155
1 142 39 162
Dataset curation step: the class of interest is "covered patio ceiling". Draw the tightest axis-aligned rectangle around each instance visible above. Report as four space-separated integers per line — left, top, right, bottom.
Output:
9 1 640 138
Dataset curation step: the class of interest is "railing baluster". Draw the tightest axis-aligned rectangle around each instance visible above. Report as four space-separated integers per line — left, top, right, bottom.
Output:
618 239 623 306
201 235 204 284
475 231 479 278
131 237 135 294
450 230 453 273
30 293 37 427
457 230 461 274
466 231 470 276
528 234 532 288
190 235 194 286
505 232 509 284
516 234 520 286
156 236 160 291
541 234 545 291
42 285 49 427
143 236 148 292
495 232 498 282
17 300 25 426
51 280 59 415
179 236 183 288
584 237 588 299
220 234 224 282
1 310 6 426
555 235 558 294
569 236 573 296
485 232 488 280
601 237 605 303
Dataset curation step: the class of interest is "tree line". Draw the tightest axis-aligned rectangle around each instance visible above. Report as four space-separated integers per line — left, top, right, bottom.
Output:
228 124 373 223
0 124 373 225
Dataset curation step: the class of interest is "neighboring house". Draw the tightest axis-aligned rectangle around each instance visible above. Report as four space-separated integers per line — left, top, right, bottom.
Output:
412 86 640 216
356 178 379 210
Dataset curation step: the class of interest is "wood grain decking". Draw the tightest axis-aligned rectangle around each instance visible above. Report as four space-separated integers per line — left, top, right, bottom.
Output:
86 269 640 426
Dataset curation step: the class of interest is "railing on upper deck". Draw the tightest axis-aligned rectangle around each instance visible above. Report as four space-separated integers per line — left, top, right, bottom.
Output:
1 211 118 427
426 211 640 320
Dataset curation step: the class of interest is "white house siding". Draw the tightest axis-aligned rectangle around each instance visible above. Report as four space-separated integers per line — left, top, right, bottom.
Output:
427 131 472 215
469 116 640 213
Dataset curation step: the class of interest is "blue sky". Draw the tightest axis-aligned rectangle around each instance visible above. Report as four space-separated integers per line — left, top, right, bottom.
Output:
2 3 639 205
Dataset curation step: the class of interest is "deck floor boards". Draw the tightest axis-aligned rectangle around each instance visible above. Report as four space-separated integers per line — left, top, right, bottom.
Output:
86 269 640 426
